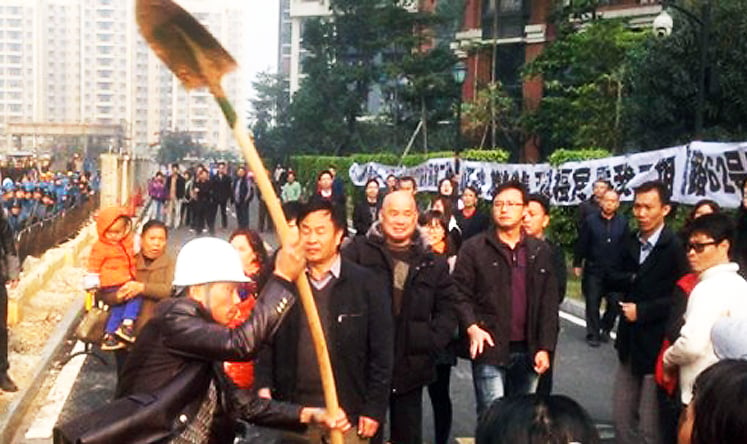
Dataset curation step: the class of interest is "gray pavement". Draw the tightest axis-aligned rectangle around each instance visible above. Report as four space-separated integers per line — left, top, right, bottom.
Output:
15 200 620 443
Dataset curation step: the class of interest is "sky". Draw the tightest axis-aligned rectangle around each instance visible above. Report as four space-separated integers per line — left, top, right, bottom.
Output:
243 1 280 101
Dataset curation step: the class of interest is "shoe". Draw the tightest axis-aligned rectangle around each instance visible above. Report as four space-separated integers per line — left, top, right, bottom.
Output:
587 337 600 348
0 372 18 392
115 324 137 343
101 334 127 351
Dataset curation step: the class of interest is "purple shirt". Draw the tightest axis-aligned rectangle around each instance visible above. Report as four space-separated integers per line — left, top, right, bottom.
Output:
498 238 528 342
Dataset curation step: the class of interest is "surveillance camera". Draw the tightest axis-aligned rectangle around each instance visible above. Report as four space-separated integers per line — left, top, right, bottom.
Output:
654 26 671 37
653 10 673 37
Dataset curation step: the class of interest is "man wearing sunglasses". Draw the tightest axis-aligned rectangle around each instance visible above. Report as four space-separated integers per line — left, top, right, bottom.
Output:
663 213 747 407
612 180 689 444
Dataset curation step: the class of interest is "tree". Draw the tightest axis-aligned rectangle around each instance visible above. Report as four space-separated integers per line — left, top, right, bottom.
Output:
249 71 292 161
522 19 646 154
462 82 520 151
625 0 747 149
156 131 205 164
287 0 465 155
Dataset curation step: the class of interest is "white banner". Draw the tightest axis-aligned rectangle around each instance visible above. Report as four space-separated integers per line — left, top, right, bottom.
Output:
348 141 747 207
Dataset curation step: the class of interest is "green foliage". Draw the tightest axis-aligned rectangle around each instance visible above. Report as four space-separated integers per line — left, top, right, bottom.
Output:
156 131 205 165
462 83 521 152
523 20 647 154
282 0 465 156
249 71 291 162
624 0 747 148
546 148 611 166
459 149 510 163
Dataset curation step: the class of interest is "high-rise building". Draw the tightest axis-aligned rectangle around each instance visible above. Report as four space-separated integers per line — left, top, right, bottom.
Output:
0 0 247 155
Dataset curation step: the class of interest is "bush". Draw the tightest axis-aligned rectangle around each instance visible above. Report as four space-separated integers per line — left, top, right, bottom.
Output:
547 148 611 166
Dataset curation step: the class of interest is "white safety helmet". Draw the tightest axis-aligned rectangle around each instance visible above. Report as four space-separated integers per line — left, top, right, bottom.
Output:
173 237 250 286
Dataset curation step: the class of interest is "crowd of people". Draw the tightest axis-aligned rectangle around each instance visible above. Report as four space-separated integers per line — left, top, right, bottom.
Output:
27 162 747 444
0 169 96 234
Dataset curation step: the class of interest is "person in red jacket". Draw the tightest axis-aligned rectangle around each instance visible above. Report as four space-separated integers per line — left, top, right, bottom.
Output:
85 206 138 351
226 228 271 389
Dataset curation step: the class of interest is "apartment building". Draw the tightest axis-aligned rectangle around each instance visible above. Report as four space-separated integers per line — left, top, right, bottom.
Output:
0 0 247 155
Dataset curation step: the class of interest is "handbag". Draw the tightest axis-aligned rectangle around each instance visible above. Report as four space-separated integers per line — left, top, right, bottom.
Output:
75 291 109 344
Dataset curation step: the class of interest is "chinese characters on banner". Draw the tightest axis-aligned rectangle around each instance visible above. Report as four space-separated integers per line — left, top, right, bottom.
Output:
347 142 747 207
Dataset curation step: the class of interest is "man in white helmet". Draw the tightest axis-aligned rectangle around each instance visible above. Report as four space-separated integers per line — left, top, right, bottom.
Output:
56 237 349 443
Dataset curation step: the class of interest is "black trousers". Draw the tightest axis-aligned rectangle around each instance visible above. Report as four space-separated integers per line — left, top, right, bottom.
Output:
582 271 620 339
427 364 452 444
217 200 229 228
389 386 423 444
0 282 8 374
258 200 272 232
236 201 250 229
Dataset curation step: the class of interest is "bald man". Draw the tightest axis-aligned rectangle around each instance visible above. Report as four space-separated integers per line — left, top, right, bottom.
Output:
343 191 457 444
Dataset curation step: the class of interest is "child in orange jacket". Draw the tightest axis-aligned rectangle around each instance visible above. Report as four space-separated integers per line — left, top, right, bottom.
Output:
85 206 138 351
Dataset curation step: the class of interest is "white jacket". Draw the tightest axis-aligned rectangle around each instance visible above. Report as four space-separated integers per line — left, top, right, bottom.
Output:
663 262 747 404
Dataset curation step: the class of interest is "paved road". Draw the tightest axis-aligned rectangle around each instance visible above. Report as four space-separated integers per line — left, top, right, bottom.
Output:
13 203 619 443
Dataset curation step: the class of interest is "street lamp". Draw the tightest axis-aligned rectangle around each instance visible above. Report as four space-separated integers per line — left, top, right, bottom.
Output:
451 60 467 153
654 0 711 139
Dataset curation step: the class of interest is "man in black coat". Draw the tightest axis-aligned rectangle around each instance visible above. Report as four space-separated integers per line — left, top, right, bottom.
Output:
165 163 186 229
343 190 457 444
611 180 688 444
212 162 233 230
573 189 630 347
56 237 349 443
192 167 216 234
0 209 19 392
232 166 254 229
256 200 394 442
452 181 559 416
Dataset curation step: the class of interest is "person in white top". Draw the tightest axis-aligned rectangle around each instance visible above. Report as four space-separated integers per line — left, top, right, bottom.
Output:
663 212 747 405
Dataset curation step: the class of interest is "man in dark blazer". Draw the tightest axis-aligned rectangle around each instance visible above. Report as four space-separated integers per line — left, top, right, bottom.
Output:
257 200 394 443
212 161 233 230
452 182 559 416
612 180 688 444
232 166 254 229
343 191 457 444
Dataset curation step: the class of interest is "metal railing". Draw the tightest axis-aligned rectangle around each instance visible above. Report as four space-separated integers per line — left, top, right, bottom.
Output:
15 197 98 263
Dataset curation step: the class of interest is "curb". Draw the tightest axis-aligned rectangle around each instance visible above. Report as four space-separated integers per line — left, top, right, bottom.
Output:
560 297 586 320
0 297 84 444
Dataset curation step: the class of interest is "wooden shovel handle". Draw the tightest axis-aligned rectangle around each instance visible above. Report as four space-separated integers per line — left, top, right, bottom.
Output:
232 125 343 444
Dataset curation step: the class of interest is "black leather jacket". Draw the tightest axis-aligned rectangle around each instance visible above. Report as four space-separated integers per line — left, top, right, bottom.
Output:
56 276 301 444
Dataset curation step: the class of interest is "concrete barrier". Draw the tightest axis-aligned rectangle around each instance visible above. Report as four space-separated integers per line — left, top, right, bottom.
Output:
7 222 97 326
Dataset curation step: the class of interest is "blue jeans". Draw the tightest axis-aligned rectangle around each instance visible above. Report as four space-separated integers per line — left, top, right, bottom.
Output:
472 351 539 416
105 296 143 334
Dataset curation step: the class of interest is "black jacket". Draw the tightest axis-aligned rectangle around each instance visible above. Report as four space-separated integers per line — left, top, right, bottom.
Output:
342 223 458 394
0 210 19 282
57 277 301 444
455 208 490 242
232 176 254 206
165 174 186 200
194 178 215 203
352 198 381 236
612 226 689 375
573 212 630 273
255 258 394 424
452 231 560 366
212 173 233 204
